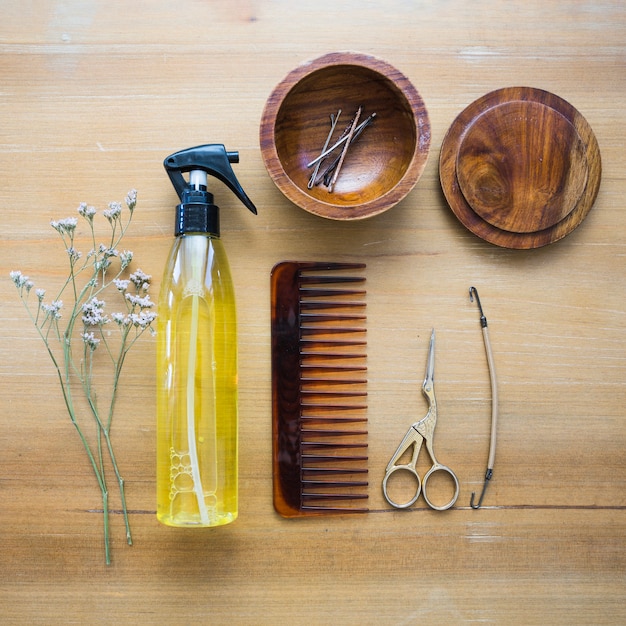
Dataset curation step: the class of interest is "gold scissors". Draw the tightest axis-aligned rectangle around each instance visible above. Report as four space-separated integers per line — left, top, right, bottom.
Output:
382 330 459 511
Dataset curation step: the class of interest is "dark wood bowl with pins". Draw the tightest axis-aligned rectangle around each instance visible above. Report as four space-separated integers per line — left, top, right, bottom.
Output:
259 52 431 220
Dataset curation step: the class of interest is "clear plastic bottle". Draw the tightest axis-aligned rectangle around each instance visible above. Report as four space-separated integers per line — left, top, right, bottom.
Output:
156 145 257 527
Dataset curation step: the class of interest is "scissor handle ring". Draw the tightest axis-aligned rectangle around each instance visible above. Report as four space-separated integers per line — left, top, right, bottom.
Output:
422 463 459 511
382 465 422 509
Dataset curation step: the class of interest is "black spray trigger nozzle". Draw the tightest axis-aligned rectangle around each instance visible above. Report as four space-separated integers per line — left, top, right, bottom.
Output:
164 143 257 215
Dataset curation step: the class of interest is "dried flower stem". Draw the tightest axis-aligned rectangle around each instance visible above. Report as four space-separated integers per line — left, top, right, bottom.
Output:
11 191 156 564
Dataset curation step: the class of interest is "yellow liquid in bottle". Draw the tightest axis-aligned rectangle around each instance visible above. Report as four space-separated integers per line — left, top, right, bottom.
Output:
156 234 238 527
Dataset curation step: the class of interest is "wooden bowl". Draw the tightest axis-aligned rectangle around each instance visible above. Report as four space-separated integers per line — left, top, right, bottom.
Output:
440 87 601 249
259 52 431 220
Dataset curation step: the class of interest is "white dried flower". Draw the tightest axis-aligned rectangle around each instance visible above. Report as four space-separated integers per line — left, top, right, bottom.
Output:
78 203 96 221
42 300 63 320
114 279 130 292
128 310 157 329
11 271 35 293
103 202 122 223
129 268 151 291
82 297 108 326
120 250 133 270
66 247 82 263
95 258 112 273
51 217 78 234
98 244 118 258
111 312 128 326
10 270 28 288
11 189 154 564
125 293 154 309
81 331 101 350
125 189 137 211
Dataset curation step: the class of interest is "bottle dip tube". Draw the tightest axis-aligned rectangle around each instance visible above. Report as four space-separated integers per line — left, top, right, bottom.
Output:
157 145 257 527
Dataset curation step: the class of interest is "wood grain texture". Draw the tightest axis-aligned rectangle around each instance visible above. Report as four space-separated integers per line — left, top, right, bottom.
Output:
440 86 602 248
456 101 588 232
1 1 625 624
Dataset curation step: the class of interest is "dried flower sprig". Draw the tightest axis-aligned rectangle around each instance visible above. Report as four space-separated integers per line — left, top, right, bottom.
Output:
10 189 155 564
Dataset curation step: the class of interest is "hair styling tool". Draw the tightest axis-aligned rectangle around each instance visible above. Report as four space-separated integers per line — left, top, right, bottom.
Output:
469 287 498 509
271 261 368 517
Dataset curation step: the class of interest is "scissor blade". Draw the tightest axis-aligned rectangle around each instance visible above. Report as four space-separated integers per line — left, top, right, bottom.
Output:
424 328 435 389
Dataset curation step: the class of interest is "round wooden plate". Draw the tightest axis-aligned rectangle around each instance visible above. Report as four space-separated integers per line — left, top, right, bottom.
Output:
439 87 601 249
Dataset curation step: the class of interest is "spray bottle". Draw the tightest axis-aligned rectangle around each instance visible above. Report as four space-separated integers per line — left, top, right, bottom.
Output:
157 144 257 527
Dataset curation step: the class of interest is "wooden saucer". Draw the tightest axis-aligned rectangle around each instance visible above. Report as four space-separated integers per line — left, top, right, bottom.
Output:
440 87 601 249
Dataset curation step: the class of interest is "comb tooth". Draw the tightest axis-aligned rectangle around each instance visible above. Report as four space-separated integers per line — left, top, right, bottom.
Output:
301 506 369 513
298 275 365 285
301 301 366 311
301 362 367 371
303 393 366 400
301 428 368 437
300 350 365 357
300 288 366 299
301 416 368 424
301 327 366 336
298 261 366 271
302 480 369 489
302 493 369 501
301 442 368 450
301 341 367 350
302 467 368 475
301 406 368 414
301 403 367 411
300 376 367 387
301 313 366 322
302 349 366 356
301 391 367 400
302 372 366 383
302 454 368 462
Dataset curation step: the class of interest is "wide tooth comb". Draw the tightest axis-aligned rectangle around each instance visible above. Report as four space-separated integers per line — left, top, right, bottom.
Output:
271 261 368 517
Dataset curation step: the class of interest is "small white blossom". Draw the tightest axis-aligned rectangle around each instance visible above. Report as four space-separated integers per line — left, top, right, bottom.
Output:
82 297 108 326
35 288 46 301
42 300 63 320
129 268 151 291
66 247 82 263
120 250 133 270
98 244 118 258
51 217 78 234
78 203 96 221
114 279 130 292
10 270 28 288
111 312 128 326
103 202 122 223
125 189 137 211
125 293 154 309
11 271 36 293
81 331 101 350
95 258 112 273
128 310 157 329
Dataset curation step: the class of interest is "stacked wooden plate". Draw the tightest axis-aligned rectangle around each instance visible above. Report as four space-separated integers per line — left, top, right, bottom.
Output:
439 87 601 249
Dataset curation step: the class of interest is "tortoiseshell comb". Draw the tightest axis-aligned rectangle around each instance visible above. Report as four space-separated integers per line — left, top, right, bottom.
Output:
271 261 368 517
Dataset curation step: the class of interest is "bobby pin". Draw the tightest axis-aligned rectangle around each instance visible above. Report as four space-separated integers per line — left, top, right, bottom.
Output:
327 106 361 193
308 110 341 189
317 113 377 187
306 111 376 168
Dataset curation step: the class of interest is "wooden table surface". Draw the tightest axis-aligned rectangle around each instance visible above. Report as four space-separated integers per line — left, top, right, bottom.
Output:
1 1 625 623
